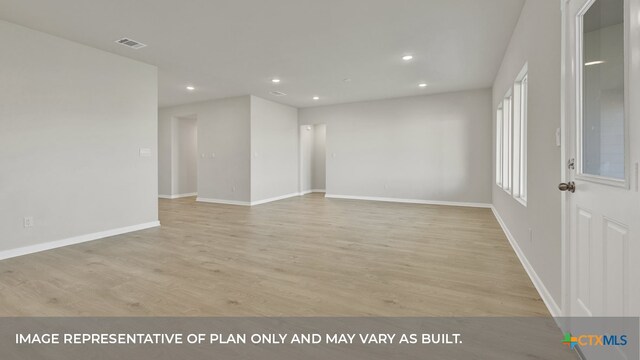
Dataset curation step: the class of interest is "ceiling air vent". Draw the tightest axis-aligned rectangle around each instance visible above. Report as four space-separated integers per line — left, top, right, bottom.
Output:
115 38 147 49
270 91 287 96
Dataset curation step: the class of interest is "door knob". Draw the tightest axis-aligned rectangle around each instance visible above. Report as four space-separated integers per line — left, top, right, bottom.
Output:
558 182 576 193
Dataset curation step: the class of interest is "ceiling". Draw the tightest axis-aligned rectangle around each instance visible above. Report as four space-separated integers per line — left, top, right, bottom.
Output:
0 0 525 108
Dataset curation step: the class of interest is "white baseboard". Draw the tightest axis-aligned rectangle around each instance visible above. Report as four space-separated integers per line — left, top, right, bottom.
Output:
197 192 489 209
491 206 562 317
251 192 300 206
198 192 316 206
325 194 491 208
159 192 197 199
0 221 161 261
300 189 326 195
197 197 251 206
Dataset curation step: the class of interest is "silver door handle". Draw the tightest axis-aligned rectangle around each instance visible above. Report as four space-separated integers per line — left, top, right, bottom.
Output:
558 182 576 193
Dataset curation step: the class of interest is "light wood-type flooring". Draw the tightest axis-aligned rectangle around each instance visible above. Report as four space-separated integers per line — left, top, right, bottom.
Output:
0 194 549 316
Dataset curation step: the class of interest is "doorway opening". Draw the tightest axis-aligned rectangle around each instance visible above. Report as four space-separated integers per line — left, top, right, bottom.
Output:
172 115 198 198
299 124 326 195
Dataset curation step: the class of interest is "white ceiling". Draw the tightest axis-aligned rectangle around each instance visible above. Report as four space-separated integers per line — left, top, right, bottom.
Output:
0 0 525 108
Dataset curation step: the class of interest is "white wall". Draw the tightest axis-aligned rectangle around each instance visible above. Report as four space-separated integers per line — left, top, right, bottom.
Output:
159 96 299 204
158 96 251 202
0 20 158 254
491 0 562 314
299 89 492 205
172 116 198 195
250 96 299 202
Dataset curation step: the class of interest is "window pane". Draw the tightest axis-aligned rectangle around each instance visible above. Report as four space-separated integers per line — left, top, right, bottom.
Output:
520 76 527 200
502 96 512 191
496 108 503 186
581 0 625 179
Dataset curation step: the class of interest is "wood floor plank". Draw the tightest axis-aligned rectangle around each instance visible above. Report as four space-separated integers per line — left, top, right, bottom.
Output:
0 194 549 316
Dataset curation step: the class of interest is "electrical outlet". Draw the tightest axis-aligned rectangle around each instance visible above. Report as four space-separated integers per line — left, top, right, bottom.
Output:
529 228 533 243
24 217 34 228
232 185 236 192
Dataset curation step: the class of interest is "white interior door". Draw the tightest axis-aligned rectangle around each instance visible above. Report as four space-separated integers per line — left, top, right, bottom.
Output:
562 0 639 355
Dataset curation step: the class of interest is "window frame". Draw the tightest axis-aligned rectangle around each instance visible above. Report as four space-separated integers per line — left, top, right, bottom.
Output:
496 105 503 187
513 64 528 206
575 1 629 188
501 90 513 194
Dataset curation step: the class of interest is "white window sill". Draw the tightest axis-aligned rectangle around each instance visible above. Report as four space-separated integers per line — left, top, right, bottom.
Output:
514 196 527 207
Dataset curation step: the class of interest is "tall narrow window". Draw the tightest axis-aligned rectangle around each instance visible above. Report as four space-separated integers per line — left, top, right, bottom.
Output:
496 106 503 187
502 92 513 193
513 64 528 204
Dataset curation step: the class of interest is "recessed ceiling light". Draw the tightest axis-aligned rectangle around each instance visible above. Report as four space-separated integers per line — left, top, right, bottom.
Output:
186 86 195 91
272 78 281 83
418 83 428 88
313 96 320 100
402 55 414 61
585 60 605 66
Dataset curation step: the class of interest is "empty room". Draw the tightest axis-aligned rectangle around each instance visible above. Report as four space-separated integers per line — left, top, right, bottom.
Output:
1 0 638 359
